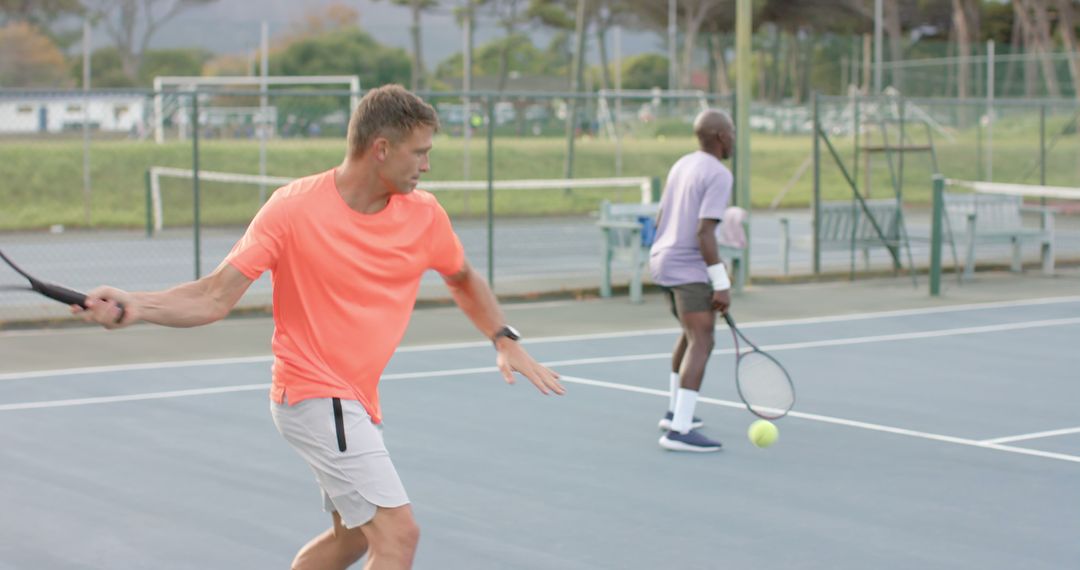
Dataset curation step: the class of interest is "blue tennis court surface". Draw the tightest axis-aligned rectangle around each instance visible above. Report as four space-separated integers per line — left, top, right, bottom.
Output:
1 295 1078 569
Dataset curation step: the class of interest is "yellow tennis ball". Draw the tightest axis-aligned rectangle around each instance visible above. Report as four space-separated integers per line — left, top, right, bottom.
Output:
748 420 779 448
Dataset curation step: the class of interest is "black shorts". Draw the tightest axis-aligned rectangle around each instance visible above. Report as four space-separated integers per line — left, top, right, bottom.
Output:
662 282 714 320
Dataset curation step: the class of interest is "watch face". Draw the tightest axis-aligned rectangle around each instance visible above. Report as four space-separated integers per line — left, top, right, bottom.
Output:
495 325 520 341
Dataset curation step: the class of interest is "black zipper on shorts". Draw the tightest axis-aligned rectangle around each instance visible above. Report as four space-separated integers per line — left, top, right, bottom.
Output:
332 398 347 452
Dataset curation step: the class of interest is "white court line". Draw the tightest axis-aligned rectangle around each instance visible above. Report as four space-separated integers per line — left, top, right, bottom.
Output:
0 384 270 411
2 368 1077 465
0 367 509 410
3 294 1079 341
400 295 1080 350
4 315 1080 382
982 426 1080 444
557 375 1080 465
0 355 273 381
539 316 1080 368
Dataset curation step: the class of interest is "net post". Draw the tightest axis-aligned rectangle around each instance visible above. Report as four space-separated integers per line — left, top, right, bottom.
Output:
930 174 944 296
144 168 153 238
192 92 202 280
486 94 495 288
812 92 821 274
1040 103 1047 223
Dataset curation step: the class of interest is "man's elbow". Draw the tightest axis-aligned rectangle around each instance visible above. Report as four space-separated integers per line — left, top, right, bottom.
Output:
442 262 473 290
207 300 232 323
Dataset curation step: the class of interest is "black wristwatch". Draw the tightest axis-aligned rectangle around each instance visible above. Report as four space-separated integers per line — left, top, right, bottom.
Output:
491 325 521 344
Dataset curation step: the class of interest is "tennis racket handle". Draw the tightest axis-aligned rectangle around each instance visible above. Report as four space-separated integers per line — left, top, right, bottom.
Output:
33 281 89 308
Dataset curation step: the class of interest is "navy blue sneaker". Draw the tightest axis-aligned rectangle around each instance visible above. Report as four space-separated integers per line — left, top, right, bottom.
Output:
659 429 723 452
658 411 704 431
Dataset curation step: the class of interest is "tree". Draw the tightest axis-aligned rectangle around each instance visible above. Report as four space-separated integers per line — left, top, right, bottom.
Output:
698 2 737 95
434 34 555 80
676 0 730 89
76 46 135 87
71 45 209 87
620 53 668 89
0 0 82 47
0 0 82 25
477 0 531 91
580 0 637 91
271 28 411 135
1055 0 1080 98
527 0 580 89
1014 0 1062 97
760 0 863 100
138 47 210 82
951 0 981 98
82 0 218 83
272 28 410 86
373 0 438 90
0 21 71 87
287 1 360 40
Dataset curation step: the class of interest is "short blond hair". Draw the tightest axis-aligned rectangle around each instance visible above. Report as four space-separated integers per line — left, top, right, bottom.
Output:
346 85 440 157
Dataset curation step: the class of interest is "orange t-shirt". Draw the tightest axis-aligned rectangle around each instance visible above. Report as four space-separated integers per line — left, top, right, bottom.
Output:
225 168 465 423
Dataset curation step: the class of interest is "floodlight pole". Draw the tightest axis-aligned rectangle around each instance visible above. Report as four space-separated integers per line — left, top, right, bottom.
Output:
873 0 883 93
614 24 623 176
668 0 677 90
192 93 202 280
463 0 473 181
259 20 269 203
735 0 751 209
986 39 994 182
735 0 751 277
154 77 163 143
82 19 92 227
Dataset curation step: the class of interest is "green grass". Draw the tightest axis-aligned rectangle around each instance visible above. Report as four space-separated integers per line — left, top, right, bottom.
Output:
2 129 1076 231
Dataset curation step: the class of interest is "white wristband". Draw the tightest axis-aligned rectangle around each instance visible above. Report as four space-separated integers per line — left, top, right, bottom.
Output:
706 263 731 291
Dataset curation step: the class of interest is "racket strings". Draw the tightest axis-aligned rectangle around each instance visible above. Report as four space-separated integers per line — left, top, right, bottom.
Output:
737 351 794 417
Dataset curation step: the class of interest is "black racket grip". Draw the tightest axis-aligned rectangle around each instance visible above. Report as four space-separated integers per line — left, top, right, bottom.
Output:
32 280 88 308
34 280 127 323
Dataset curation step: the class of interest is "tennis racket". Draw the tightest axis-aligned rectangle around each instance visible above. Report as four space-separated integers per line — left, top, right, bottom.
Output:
0 248 123 320
723 312 795 420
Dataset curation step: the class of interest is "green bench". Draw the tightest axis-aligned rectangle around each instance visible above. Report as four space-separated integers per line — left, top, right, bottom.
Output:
597 200 747 303
779 199 905 274
943 192 1055 279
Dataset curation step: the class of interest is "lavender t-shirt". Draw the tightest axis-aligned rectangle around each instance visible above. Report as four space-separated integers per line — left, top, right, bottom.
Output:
649 150 733 286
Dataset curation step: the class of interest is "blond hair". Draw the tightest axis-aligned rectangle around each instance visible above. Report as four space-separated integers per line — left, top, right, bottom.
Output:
346 84 440 157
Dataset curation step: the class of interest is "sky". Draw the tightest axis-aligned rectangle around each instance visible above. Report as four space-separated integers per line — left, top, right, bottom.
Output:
126 0 668 68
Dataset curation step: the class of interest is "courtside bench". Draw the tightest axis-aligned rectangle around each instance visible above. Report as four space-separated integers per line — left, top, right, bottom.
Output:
597 200 747 303
942 188 1055 279
779 199 903 273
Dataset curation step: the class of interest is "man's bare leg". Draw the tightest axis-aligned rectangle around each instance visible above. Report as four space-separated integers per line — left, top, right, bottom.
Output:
359 505 420 570
292 511 369 570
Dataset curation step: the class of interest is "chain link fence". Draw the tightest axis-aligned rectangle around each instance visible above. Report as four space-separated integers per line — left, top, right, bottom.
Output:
3 86 1079 323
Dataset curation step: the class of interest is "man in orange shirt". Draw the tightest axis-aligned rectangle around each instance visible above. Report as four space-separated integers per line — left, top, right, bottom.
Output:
77 85 564 570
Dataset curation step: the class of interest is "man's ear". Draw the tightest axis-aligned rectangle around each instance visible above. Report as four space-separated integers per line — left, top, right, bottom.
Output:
373 139 389 162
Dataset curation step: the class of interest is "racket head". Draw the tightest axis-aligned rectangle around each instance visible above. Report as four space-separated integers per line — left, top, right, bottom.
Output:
734 349 795 420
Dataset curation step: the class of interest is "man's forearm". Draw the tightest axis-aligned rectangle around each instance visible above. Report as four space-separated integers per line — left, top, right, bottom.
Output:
446 268 505 339
131 277 235 327
698 235 721 266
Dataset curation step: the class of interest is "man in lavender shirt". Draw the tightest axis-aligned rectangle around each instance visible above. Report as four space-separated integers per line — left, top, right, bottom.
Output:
649 109 735 452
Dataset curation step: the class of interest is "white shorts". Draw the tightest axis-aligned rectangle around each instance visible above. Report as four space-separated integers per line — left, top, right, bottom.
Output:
271 396 410 528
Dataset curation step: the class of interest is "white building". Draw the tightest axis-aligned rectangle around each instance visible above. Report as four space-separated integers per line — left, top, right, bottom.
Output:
0 92 147 135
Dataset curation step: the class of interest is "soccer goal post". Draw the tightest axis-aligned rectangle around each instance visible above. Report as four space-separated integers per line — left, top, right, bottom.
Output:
145 166 658 235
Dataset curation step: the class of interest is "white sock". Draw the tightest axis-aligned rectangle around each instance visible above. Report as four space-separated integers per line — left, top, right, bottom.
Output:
671 388 699 433
668 372 680 412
